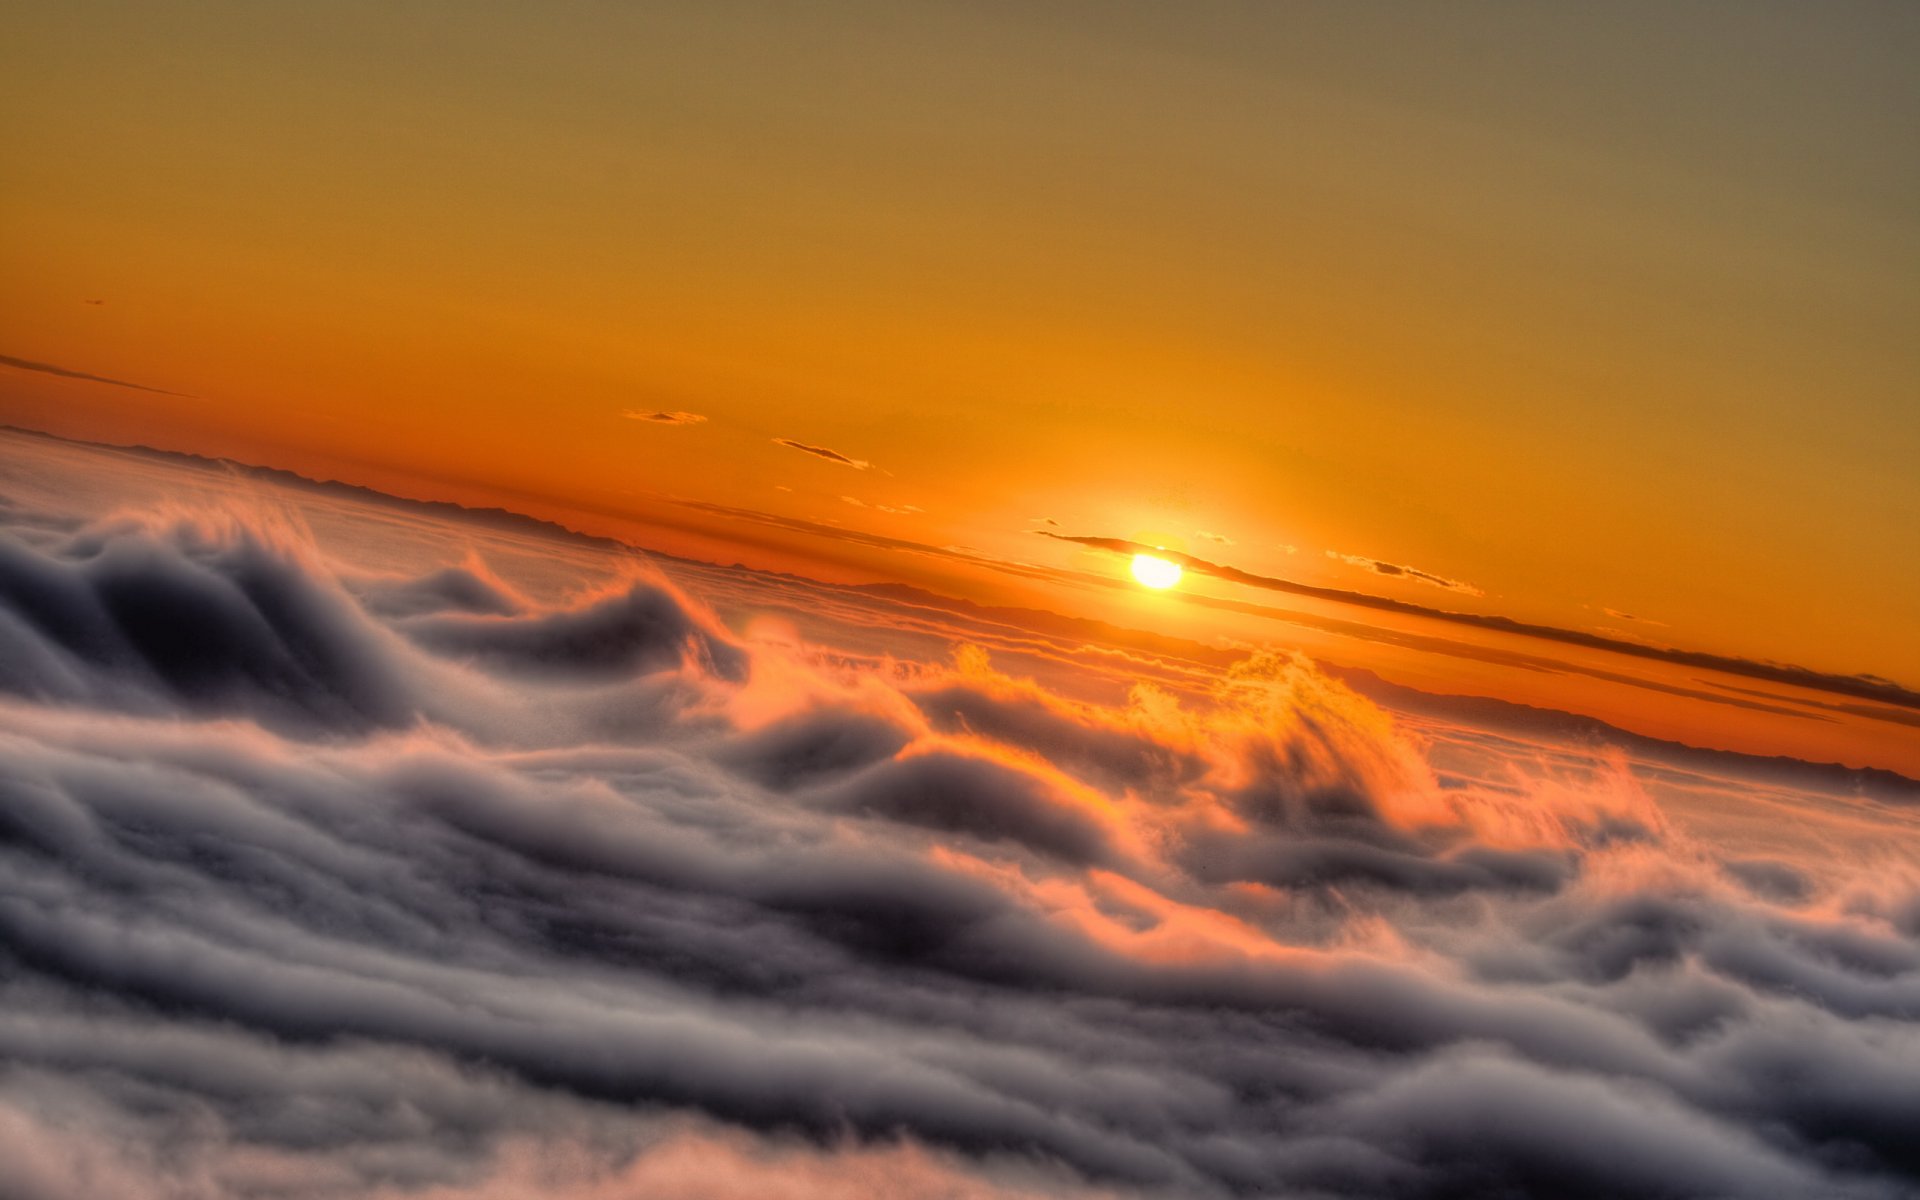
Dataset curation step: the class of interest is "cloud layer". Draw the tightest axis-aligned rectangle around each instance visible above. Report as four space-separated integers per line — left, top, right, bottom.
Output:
2 495 1918 1199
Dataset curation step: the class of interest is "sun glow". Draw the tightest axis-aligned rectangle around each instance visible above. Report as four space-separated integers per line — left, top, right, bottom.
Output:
1130 553 1183 590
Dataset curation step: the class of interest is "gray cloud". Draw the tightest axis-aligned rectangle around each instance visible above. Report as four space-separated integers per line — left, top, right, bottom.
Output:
0 489 1917 1199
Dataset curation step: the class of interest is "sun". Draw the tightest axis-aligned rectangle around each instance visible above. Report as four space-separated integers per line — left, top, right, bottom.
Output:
1130 553 1183 590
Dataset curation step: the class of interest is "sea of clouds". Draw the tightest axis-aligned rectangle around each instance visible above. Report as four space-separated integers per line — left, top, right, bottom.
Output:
1 469 1918 1199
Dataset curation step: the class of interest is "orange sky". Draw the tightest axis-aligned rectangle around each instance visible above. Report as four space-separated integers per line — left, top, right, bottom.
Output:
2 2 1916 768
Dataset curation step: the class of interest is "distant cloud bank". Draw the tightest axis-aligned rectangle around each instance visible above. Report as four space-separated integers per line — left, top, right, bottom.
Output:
1042 531 1920 716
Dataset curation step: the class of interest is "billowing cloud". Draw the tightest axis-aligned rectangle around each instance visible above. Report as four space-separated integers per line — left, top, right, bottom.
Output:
623 410 708 425
1327 549 1483 595
773 438 873 470
2 471 1918 1199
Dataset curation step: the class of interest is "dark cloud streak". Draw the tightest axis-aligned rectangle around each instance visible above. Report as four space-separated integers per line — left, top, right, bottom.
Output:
1326 549 1483 595
0 353 195 398
623 410 707 425
771 437 873 470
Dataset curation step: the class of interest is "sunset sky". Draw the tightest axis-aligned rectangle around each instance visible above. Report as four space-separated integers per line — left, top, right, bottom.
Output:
3 2 1917 761
5 9 1920 1199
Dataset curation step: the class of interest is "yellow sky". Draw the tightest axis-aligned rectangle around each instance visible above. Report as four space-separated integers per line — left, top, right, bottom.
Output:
3 1 1917 694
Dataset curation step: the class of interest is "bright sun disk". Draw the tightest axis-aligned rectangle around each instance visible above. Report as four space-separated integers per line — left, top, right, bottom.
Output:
1130 553 1183 589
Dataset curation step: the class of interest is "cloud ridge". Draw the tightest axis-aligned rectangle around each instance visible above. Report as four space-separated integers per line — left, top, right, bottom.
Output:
0 498 1915 1198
